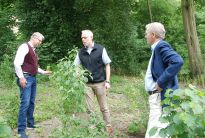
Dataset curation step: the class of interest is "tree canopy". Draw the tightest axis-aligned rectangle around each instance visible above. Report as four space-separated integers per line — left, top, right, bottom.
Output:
0 0 205 76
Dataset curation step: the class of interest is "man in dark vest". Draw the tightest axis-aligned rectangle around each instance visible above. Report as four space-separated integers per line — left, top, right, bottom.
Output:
74 30 114 136
14 32 52 138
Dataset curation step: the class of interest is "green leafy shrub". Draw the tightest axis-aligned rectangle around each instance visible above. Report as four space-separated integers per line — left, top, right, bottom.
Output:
0 116 12 138
5 93 19 129
0 86 19 129
128 122 142 134
0 54 15 86
0 4 16 63
51 48 87 114
150 86 205 137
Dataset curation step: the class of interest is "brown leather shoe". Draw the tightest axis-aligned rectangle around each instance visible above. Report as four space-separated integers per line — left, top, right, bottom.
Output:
106 126 114 138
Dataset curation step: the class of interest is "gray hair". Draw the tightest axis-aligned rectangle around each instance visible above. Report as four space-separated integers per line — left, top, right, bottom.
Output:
82 30 93 38
31 32 45 41
145 22 166 39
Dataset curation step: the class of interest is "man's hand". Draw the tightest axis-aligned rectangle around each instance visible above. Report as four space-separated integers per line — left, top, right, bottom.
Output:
105 82 111 89
155 83 162 92
44 70 52 75
20 78 27 88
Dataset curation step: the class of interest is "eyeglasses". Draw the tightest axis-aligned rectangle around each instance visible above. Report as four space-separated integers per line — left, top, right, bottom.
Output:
36 37 43 42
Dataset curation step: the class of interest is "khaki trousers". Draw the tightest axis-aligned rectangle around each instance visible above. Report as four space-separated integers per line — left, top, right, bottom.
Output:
86 82 111 126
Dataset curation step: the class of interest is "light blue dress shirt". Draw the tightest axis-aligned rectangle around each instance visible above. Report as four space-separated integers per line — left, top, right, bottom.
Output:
74 43 111 66
144 40 160 92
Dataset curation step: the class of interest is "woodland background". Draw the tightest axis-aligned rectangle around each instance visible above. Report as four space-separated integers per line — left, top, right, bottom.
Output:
0 0 205 137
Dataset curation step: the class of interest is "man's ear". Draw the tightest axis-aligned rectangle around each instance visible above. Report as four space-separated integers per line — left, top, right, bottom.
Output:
152 33 159 39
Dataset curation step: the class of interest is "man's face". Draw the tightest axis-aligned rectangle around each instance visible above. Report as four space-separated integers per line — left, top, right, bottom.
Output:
145 30 154 45
34 37 43 47
81 33 93 47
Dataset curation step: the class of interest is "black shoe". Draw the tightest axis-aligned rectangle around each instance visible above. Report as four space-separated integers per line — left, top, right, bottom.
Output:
18 132 28 138
27 125 38 130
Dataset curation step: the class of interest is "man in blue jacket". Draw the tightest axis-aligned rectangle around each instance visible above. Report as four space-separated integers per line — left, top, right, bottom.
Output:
144 22 183 138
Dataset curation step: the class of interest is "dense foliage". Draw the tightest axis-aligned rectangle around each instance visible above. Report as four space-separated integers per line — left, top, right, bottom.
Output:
51 48 86 113
149 86 205 137
0 1 16 62
0 0 204 76
1 1 204 137
12 0 201 75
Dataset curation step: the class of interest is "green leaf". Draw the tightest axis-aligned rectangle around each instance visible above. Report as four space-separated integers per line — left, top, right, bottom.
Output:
173 89 185 99
164 89 172 98
149 127 158 136
180 102 190 111
173 114 181 124
0 125 12 138
183 113 196 128
159 115 169 124
159 128 167 137
190 102 203 114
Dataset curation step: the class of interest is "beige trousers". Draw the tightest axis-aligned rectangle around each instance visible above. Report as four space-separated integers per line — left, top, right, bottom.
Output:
86 82 111 126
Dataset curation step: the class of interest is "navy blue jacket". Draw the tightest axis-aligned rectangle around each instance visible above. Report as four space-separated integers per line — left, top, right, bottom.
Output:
151 40 183 100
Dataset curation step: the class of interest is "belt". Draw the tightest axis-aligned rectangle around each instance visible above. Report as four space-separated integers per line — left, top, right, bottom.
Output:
87 80 104 84
23 73 36 77
148 90 160 95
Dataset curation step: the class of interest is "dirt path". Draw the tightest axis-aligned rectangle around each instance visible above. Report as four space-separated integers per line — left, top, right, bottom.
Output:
13 117 61 138
108 93 145 138
13 93 145 138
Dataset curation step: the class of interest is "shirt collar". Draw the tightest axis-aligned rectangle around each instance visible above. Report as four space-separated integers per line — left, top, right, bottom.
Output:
28 41 35 50
151 39 161 51
87 42 95 50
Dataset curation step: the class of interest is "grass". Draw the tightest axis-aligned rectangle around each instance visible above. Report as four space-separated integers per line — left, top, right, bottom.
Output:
0 77 59 128
111 75 149 135
0 75 149 137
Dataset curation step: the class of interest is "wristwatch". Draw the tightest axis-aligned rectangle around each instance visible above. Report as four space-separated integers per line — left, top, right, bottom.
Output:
105 80 110 83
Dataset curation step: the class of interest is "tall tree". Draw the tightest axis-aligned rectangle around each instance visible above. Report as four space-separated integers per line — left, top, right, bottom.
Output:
147 0 153 22
0 1 16 61
181 0 204 75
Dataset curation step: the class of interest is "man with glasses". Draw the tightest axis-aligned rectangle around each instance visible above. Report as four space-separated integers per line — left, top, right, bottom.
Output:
14 32 51 138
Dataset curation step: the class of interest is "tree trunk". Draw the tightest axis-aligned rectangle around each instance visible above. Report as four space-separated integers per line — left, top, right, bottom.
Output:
147 0 153 22
181 0 204 76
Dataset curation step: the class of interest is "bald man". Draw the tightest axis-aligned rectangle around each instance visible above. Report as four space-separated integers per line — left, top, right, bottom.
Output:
74 30 114 136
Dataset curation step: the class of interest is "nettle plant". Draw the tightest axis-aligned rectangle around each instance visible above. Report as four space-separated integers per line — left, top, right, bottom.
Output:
51 48 88 114
150 85 205 138
51 49 108 137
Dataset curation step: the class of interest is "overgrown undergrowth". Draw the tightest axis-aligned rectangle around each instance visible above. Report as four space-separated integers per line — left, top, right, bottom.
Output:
0 74 148 137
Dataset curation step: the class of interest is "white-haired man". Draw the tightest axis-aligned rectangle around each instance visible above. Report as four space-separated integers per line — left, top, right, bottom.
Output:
14 32 51 138
74 30 114 136
144 22 183 138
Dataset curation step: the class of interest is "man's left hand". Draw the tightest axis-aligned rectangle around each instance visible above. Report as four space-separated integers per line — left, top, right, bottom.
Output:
105 82 111 89
155 83 162 92
44 70 52 75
